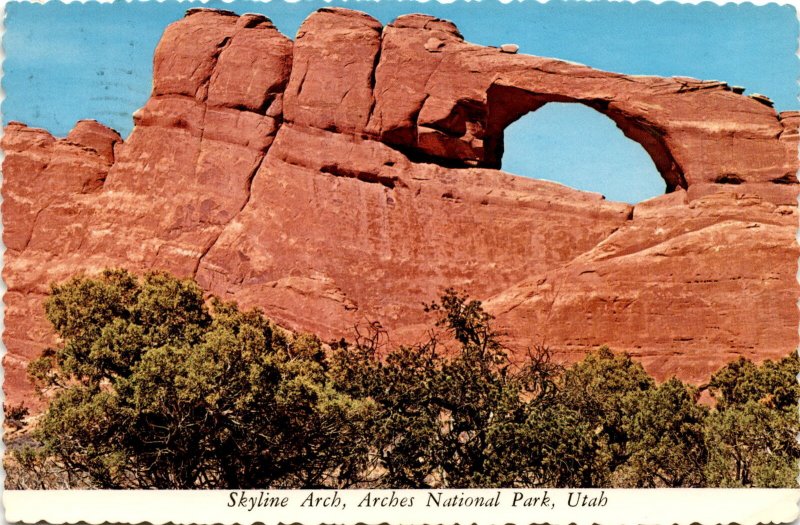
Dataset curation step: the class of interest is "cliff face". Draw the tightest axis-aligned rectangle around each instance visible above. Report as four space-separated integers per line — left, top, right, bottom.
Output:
4 8 798 405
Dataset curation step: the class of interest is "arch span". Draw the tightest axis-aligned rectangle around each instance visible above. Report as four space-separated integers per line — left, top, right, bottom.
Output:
484 84 686 193
364 14 796 202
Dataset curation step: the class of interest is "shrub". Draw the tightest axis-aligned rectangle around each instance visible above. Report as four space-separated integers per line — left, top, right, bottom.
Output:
16 270 799 489
27 270 373 488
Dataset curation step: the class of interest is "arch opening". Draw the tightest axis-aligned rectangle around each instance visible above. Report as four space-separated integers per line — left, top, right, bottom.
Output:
501 103 665 203
484 84 686 204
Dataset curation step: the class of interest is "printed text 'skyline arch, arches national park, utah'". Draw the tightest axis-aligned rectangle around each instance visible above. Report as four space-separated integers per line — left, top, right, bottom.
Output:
2 4 800 489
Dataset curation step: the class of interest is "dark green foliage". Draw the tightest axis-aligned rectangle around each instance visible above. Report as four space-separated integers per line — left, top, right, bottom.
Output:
329 290 577 488
707 354 799 411
703 354 800 487
617 378 708 487
14 271 799 489
557 351 711 487
558 347 655 484
5 402 29 424
26 270 373 488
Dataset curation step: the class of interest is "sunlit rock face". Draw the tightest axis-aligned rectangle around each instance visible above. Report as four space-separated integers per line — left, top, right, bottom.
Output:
3 8 798 407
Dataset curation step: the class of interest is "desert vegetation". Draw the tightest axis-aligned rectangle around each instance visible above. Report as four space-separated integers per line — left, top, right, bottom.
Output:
5 270 798 489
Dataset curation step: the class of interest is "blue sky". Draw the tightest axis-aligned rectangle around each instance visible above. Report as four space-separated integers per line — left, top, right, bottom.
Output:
3 0 798 203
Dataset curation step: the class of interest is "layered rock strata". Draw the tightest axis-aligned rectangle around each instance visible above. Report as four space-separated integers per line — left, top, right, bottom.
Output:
3 8 798 405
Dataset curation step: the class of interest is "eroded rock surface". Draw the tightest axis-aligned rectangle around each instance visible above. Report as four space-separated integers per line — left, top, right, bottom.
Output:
3 8 798 406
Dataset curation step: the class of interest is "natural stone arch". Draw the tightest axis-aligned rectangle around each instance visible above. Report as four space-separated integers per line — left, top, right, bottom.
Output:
361 12 796 200
483 83 687 193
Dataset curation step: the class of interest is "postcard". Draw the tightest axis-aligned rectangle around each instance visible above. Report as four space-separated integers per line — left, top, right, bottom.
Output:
2 0 798 523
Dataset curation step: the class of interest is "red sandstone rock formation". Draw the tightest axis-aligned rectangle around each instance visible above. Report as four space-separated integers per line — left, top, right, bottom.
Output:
3 8 798 406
